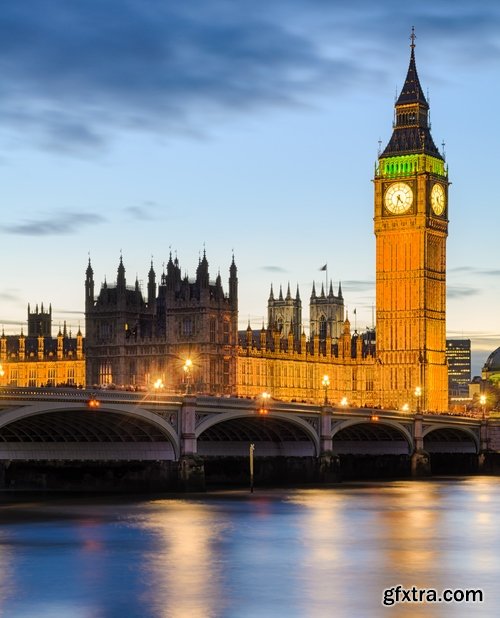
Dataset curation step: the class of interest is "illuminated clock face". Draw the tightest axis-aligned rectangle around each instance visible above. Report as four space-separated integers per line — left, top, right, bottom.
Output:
384 182 413 214
431 183 446 215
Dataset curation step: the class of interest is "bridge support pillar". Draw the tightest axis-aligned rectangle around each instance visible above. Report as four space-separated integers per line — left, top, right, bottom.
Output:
320 405 333 454
318 406 339 482
411 450 431 477
180 395 198 456
178 455 206 492
480 419 489 453
411 414 431 477
318 452 341 483
178 395 205 491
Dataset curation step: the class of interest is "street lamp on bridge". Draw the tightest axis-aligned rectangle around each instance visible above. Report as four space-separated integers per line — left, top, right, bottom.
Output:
258 391 271 415
480 394 487 421
414 386 422 414
183 359 193 394
321 374 330 405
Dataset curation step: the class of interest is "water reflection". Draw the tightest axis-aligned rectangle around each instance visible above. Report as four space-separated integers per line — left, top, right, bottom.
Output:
0 479 499 617
139 500 228 618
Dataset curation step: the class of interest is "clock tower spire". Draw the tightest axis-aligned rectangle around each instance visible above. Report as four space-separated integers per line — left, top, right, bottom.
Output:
374 30 449 412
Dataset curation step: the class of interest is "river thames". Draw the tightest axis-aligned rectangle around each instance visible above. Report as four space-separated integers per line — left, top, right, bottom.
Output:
0 477 499 617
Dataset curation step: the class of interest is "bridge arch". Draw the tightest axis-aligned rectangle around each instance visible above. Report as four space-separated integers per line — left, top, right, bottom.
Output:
332 418 414 454
196 410 320 457
0 402 180 460
422 424 479 454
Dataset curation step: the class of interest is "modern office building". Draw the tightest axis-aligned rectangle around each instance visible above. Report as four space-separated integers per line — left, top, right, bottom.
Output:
446 339 471 396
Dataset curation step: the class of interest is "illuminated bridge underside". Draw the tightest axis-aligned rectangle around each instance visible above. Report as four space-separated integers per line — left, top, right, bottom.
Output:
198 417 315 457
0 410 175 461
424 428 477 454
333 423 411 455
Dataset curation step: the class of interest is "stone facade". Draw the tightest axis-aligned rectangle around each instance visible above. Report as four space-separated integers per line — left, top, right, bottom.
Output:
0 305 85 388
84 252 238 393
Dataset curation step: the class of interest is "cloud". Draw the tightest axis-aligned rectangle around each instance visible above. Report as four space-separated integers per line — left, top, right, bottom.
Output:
449 266 500 277
2 212 105 236
0 290 22 303
0 318 24 326
124 202 159 221
0 1 389 152
261 266 288 273
1 2 499 153
478 269 500 277
341 280 375 293
447 286 480 299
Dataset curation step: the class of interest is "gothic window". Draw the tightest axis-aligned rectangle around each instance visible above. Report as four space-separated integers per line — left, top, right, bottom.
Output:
28 368 37 387
210 318 216 343
99 361 112 385
319 315 327 340
67 367 75 385
223 359 230 386
210 358 217 389
99 322 113 342
223 320 230 344
182 318 193 337
277 318 283 333
47 368 56 387
366 369 374 392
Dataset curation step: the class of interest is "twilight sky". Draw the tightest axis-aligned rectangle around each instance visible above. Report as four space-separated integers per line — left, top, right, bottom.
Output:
1 0 499 374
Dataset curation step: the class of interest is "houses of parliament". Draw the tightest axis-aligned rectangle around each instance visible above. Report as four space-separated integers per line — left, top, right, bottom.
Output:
0 35 450 412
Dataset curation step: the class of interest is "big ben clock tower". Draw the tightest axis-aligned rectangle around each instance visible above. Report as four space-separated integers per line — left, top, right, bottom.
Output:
374 29 448 412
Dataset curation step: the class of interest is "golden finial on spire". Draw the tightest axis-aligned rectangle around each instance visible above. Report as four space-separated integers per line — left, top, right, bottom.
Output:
410 26 416 50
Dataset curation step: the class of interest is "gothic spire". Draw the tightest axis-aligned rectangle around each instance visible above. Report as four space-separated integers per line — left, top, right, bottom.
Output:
396 27 427 107
380 28 442 160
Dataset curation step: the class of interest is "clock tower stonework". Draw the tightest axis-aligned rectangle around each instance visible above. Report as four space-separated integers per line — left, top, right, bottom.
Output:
374 32 449 412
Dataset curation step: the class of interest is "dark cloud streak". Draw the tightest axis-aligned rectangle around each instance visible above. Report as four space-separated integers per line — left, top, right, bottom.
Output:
0 1 383 152
2 212 105 236
1 1 499 152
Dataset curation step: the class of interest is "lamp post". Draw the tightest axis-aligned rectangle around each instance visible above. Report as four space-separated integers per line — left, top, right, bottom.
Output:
322 374 330 405
258 391 271 415
414 386 422 414
153 378 164 401
480 394 487 421
183 358 193 394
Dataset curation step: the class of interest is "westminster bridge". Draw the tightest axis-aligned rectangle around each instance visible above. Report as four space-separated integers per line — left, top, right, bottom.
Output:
0 388 498 490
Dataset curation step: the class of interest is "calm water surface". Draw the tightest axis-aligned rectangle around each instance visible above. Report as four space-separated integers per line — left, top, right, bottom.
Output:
0 477 499 617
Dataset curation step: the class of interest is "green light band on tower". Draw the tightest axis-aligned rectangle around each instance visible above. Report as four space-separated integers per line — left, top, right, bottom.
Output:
376 154 447 179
